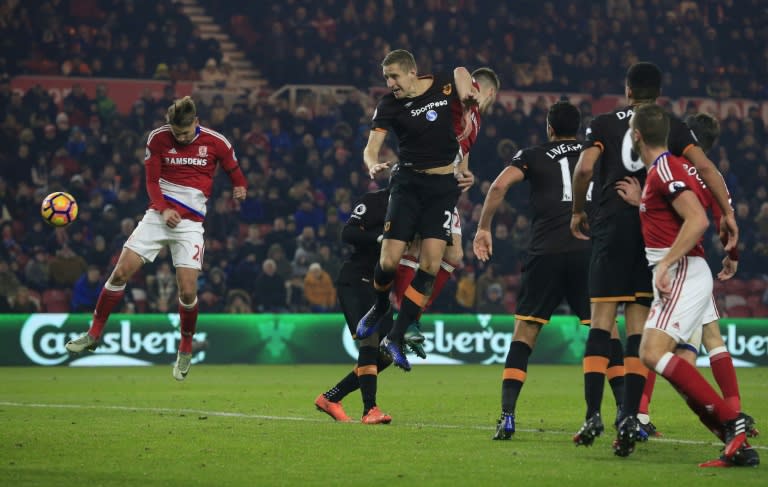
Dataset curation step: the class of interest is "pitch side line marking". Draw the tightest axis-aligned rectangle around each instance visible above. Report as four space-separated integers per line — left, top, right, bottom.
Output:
0 401 762 450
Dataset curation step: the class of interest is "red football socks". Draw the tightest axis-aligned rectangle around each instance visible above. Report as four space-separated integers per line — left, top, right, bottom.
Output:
178 299 199 354
88 286 125 339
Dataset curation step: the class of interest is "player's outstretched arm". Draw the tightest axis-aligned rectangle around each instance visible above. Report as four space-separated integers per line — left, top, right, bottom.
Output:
363 129 391 179
570 147 599 240
473 166 524 261
684 146 738 251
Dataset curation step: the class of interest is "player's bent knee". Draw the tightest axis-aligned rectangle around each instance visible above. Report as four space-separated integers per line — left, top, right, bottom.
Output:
417 260 441 275
639 338 657 369
675 349 697 365
379 254 400 272
512 320 541 346
178 289 197 305
639 352 658 371
109 267 133 286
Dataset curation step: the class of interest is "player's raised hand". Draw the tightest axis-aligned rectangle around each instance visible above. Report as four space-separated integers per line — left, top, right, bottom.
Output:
162 208 182 228
615 176 641 206
570 211 590 240
473 229 493 262
369 161 392 179
232 186 246 201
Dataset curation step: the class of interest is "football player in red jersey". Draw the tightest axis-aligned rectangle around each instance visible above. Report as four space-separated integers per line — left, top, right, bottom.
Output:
615 112 758 446
620 104 750 464
67 96 246 381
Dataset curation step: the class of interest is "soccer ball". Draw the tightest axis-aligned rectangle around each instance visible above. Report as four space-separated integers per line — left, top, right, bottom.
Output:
41 191 79 227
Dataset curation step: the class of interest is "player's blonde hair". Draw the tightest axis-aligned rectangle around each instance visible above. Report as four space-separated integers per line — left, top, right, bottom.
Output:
472 67 500 92
382 49 417 72
167 96 196 127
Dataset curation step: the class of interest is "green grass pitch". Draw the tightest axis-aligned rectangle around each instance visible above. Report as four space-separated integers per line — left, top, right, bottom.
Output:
1 364 765 486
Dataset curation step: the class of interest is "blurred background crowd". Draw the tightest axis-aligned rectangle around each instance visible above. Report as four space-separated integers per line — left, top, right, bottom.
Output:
0 0 767 317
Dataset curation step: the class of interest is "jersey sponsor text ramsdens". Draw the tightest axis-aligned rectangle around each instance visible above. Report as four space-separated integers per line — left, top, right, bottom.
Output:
164 157 207 166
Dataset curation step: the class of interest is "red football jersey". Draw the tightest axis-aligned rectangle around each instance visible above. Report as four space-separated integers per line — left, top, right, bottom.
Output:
639 152 706 263
451 79 481 158
664 158 738 260
145 125 246 222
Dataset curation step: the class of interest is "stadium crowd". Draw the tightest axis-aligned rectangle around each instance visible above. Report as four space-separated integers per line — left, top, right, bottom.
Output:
0 0 767 316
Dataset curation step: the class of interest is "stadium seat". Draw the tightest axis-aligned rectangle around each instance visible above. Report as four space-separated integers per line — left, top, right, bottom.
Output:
131 288 148 313
746 295 761 309
503 292 516 314
753 305 768 318
724 294 747 309
42 289 70 312
747 278 768 295
726 305 752 318
723 279 749 295
713 280 727 296
27 289 42 304
504 274 521 290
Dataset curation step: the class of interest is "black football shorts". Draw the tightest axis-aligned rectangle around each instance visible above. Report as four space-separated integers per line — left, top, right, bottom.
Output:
383 165 460 243
515 250 591 324
588 208 653 306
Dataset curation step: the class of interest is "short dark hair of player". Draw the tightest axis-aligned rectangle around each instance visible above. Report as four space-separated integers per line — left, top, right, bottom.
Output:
626 62 662 101
472 67 500 91
547 101 581 138
685 113 720 153
382 49 417 71
632 103 669 148
167 96 196 127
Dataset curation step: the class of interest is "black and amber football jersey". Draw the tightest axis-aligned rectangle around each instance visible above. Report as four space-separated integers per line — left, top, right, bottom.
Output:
509 140 591 255
371 72 462 169
583 105 697 224
336 188 389 284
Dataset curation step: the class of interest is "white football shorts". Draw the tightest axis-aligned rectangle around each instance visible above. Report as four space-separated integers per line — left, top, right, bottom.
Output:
684 294 720 350
645 256 714 344
125 210 205 270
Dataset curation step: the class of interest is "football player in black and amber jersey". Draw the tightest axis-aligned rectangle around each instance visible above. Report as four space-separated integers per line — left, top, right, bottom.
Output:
474 101 594 439
569 62 737 454
391 67 500 338
355 49 479 371
314 188 397 425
